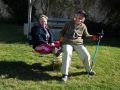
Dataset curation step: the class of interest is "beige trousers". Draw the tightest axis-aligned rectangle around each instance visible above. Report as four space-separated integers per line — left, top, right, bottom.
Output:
61 44 92 75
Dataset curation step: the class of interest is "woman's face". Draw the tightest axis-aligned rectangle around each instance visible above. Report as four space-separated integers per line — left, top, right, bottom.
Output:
39 17 48 28
74 14 85 25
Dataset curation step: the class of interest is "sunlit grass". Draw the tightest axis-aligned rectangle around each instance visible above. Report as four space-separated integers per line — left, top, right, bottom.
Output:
0 24 120 90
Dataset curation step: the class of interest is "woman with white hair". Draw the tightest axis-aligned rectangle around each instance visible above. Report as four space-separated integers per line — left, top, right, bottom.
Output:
31 14 60 54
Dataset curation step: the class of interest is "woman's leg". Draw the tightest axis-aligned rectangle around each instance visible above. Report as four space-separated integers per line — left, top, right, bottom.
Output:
34 44 52 53
61 44 73 75
74 45 91 72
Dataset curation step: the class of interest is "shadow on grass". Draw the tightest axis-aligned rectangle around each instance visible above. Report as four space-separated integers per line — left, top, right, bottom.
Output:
0 61 60 81
0 32 27 44
0 24 27 44
69 71 88 77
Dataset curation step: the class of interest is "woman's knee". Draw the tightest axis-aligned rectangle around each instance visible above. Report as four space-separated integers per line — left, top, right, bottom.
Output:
63 45 73 58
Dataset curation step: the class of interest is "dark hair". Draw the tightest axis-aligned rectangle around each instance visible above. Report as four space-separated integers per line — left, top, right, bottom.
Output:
76 10 87 17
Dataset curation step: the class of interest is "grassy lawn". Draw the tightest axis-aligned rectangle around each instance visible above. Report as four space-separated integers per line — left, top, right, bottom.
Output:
0 24 120 90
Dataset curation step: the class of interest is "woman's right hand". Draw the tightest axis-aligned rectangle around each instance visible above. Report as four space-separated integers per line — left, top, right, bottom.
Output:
91 35 97 41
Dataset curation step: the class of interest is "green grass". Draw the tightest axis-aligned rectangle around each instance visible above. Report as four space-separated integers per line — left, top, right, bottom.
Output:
0 24 120 90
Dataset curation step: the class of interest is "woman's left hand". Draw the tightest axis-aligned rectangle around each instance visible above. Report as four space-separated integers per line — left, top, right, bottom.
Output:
50 43 55 46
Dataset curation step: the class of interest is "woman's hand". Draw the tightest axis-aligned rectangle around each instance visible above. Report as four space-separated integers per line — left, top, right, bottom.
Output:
91 35 103 41
91 35 97 41
50 43 55 46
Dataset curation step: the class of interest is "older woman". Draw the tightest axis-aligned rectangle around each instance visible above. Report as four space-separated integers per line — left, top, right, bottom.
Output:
31 15 60 53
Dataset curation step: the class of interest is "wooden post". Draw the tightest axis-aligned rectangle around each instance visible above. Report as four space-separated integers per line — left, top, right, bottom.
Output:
28 0 32 38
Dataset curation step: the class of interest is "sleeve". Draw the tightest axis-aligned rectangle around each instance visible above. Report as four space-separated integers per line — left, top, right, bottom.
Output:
31 26 46 44
83 24 92 37
60 23 69 37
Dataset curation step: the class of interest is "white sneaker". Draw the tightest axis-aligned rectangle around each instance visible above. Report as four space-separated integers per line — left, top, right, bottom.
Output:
61 74 68 82
53 47 62 57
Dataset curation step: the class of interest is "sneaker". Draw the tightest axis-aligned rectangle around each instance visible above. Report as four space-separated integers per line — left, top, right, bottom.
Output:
88 71 96 75
53 47 62 57
61 74 68 82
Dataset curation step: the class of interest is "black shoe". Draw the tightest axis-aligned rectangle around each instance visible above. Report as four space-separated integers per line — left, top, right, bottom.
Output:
88 71 96 75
